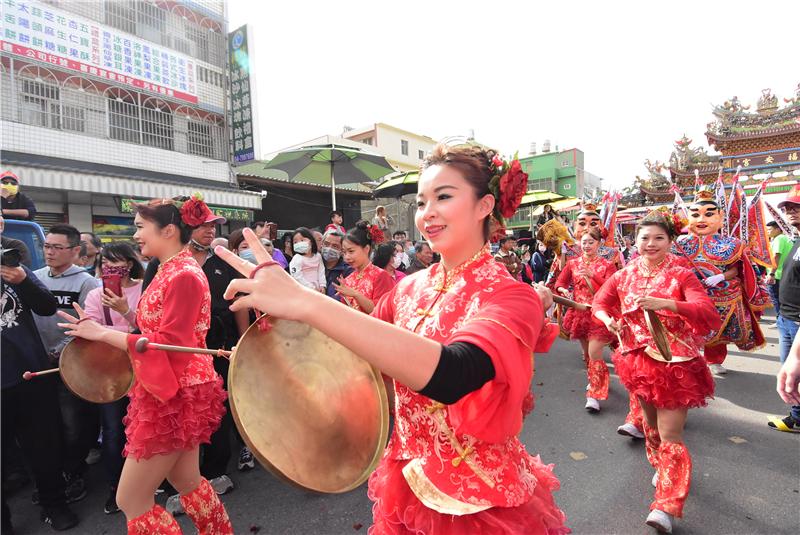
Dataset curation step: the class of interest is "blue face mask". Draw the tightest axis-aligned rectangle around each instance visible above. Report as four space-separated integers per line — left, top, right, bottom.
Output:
239 249 257 264
407 247 416 255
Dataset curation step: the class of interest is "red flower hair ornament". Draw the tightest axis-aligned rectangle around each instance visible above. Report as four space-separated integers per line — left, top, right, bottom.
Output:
488 152 529 221
367 223 385 245
179 192 213 227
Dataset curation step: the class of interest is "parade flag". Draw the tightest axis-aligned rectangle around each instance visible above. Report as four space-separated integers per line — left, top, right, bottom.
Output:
746 181 774 269
725 167 741 235
715 169 728 236
764 200 799 237
729 183 748 241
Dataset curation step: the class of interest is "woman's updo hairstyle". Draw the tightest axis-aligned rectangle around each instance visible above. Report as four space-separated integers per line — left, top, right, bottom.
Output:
422 143 495 240
581 227 603 242
345 220 375 250
636 209 683 240
133 196 196 244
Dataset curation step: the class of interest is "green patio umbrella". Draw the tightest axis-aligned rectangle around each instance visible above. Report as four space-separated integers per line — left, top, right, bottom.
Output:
373 171 420 198
263 144 396 210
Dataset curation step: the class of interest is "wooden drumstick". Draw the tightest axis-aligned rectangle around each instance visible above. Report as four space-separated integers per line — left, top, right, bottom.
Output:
552 294 592 311
23 368 60 380
134 337 233 359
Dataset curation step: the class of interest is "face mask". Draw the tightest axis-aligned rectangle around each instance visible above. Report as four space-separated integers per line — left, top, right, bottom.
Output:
321 247 341 262
392 255 402 268
1 184 19 196
102 265 130 278
293 241 310 254
239 249 257 264
189 239 209 252
406 246 416 255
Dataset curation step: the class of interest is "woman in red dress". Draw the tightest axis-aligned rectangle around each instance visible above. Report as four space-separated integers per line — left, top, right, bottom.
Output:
59 196 231 535
592 209 721 533
215 143 569 534
554 227 617 412
333 220 394 314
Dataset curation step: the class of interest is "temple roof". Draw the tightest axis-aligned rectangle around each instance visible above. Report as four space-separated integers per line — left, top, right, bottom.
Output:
706 85 800 146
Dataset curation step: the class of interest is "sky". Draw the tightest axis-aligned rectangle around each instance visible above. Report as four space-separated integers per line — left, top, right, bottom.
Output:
227 0 799 190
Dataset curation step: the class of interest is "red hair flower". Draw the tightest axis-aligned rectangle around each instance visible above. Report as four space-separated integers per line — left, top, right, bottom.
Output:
498 159 528 218
180 193 212 227
492 155 505 170
368 224 385 245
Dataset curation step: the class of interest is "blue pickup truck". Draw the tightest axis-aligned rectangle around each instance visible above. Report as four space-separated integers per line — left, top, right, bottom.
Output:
2 219 47 271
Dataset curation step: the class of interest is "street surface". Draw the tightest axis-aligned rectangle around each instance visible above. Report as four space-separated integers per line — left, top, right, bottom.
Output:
6 315 798 534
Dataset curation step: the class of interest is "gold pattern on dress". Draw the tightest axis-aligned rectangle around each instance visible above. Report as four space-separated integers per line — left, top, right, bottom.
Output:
427 406 494 488
416 308 434 318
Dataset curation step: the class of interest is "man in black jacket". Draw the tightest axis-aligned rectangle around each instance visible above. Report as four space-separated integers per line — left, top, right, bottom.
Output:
1 263 79 531
1 171 37 221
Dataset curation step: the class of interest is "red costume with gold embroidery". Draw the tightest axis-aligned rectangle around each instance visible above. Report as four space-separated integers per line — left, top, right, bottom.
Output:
592 254 721 518
555 256 616 342
342 262 395 313
123 250 226 460
368 248 568 535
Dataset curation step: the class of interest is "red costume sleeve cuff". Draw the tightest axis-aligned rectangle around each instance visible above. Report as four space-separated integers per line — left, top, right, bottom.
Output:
534 322 559 353
126 333 180 402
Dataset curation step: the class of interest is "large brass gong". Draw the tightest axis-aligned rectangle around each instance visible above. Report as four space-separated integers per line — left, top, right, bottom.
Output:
228 318 390 493
59 338 133 403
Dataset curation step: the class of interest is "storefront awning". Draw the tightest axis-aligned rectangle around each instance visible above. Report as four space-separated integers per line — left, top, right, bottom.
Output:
10 166 263 210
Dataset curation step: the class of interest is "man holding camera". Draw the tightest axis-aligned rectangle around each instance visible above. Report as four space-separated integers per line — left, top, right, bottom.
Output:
1 241 79 531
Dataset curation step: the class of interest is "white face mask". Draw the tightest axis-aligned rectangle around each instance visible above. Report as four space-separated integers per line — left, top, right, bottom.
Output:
392 255 402 268
293 241 311 254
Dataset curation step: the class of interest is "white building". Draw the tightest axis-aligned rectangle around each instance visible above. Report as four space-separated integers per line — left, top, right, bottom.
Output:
0 0 261 237
343 123 436 173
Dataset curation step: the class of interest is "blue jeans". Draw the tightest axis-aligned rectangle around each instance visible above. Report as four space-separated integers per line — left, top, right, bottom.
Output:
767 282 780 316
777 315 800 421
99 397 128 486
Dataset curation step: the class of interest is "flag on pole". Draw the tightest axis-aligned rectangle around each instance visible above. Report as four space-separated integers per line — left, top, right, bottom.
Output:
746 181 774 269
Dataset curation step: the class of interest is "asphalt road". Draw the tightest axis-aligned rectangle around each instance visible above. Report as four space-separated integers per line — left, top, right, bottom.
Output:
6 316 799 534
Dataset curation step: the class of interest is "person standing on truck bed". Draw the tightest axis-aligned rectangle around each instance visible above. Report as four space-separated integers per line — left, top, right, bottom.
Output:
1 171 37 221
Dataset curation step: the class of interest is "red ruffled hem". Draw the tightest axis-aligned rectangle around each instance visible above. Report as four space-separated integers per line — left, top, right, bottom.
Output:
367 457 570 535
123 376 227 460
562 309 613 342
612 349 714 410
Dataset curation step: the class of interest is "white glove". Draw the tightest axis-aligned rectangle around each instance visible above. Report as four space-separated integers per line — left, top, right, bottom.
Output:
703 274 725 287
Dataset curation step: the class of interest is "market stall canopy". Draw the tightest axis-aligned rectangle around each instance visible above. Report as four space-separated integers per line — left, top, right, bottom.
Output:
518 190 565 207
531 197 581 216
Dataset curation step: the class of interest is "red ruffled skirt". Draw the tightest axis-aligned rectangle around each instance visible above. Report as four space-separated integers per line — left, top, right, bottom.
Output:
612 349 714 410
562 308 613 342
123 376 227 460
367 457 570 535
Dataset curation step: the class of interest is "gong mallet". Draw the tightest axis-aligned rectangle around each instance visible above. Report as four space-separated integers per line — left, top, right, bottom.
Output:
552 294 592 311
22 368 60 380
134 337 233 359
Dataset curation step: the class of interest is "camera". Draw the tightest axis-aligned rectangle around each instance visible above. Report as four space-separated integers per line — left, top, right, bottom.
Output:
1 248 22 268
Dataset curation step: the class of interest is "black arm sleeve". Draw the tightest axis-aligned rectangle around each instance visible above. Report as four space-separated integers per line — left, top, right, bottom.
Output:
418 342 496 405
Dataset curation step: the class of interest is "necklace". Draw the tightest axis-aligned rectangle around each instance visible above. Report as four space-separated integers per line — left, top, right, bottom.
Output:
639 256 667 279
581 254 597 266
157 250 184 272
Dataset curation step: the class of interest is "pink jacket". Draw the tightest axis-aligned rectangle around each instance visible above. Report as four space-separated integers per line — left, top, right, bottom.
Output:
84 282 143 332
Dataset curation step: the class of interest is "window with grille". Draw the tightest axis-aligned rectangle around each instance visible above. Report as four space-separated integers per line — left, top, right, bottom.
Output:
187 120 214 158
61 105 86 132
108 97 140 143
418 149 424 160
19 78 60 129
186 25 209 63
137 1 166 44
141 103 174 151
401 139 409 156
104 0 137 35
172 36 192 56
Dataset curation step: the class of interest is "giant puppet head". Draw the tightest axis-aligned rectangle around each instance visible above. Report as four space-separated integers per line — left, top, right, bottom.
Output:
574 202 603 240
687 186 722 236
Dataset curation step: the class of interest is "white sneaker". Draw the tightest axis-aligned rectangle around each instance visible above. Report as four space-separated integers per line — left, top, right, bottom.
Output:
710 364 727 375
651 471 658 488
646 509 673 533
209 475 234 495
585 397 600 412
617 422 645 439
165 494 183 516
